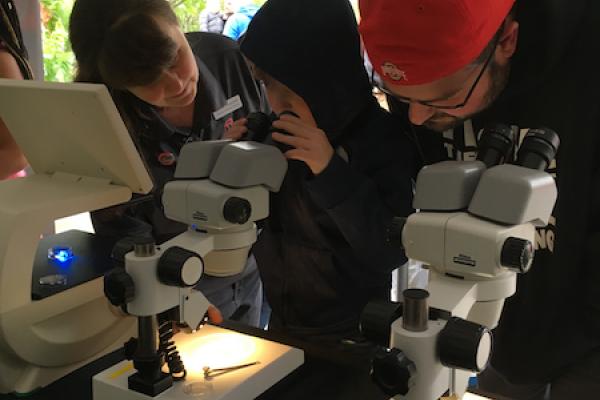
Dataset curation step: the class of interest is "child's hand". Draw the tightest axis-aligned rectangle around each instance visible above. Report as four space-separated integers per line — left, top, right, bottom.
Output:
207 304 223 324
272 114 334 175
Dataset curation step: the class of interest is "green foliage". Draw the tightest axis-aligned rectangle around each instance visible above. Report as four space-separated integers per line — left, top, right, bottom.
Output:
39 0 267 82
168 0 207 33
40 0 75 82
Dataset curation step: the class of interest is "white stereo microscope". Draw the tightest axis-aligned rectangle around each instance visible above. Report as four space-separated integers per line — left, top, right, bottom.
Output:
361 125 559 400
93 139 305 400
0 80 303 399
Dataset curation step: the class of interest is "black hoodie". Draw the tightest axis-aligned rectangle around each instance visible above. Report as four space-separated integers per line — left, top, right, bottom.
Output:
392 0 600 384
241 0 419 341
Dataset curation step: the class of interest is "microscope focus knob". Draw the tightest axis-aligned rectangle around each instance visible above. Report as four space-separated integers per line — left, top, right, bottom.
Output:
223 197 252 224
438 317 492 372
501 237 534 273
245 111 274 142
385 217 406 248
158 247 204 287
104 269 135 306
371 347 416 396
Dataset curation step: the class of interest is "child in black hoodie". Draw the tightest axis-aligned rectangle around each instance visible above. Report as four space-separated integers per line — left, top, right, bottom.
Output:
226 0 421 344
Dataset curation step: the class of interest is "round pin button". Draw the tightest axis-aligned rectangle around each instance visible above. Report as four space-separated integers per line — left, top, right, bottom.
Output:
158 151 176 166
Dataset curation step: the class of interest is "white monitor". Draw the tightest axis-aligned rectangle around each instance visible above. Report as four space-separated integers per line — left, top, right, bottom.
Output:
0 79 152 194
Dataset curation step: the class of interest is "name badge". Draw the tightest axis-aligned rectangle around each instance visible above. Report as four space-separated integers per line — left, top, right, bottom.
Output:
213 95 243 121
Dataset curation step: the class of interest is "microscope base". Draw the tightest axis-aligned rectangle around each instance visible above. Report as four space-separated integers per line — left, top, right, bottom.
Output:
93 325 304 400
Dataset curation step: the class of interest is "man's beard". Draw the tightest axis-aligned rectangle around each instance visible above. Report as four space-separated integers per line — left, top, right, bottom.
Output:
423 61 510 132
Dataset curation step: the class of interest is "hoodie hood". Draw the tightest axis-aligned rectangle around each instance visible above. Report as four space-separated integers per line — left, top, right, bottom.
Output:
241 0 373 141
500 0 587 99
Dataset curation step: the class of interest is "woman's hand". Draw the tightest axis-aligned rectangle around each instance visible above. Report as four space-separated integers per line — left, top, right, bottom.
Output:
207 304 224 324
271 114 334 175
223 117 247 141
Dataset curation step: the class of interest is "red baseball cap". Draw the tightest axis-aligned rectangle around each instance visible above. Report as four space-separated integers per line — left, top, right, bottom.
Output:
359 0 515 86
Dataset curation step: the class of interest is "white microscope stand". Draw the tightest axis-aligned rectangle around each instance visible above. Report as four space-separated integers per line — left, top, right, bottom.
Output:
93 325 304 400
0 79 153 394
92 139 303 400
389 270 517 400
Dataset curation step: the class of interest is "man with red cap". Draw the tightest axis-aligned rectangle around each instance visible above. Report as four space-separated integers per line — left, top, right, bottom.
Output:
360 0 600 399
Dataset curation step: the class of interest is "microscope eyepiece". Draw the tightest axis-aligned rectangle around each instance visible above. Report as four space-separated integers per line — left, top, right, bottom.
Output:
245 112 276 143
243 110 300 154
402 289 429 332
476 123 514 168
385 217 406 248
515 127 560 171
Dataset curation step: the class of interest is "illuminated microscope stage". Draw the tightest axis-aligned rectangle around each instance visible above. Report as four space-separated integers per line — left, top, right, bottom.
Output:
93 325 304 400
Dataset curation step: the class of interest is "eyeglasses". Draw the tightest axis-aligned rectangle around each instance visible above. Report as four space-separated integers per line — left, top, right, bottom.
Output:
372 32 500 110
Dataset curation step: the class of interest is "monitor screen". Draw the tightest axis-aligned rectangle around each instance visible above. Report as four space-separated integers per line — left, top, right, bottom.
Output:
0 79 152 194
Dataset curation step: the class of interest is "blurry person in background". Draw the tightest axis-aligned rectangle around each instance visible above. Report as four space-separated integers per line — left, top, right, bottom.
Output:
222 0 235 25
0 0 32 180
222 0 258 41
199 0 225 34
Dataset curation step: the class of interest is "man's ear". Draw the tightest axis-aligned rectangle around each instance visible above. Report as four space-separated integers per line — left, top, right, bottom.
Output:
497 20 519 60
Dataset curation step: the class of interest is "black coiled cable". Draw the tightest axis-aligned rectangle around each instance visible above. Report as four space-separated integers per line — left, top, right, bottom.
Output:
157 315 187 381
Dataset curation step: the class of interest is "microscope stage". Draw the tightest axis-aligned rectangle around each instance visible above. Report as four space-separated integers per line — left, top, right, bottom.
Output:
93 325 304 400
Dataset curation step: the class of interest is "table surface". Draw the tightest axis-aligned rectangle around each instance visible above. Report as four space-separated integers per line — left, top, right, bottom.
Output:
5 231 488 400
0 320 389 400
2 230 387 400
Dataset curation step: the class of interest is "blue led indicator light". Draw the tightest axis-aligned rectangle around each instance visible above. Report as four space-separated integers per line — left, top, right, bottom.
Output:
48 246 75 263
